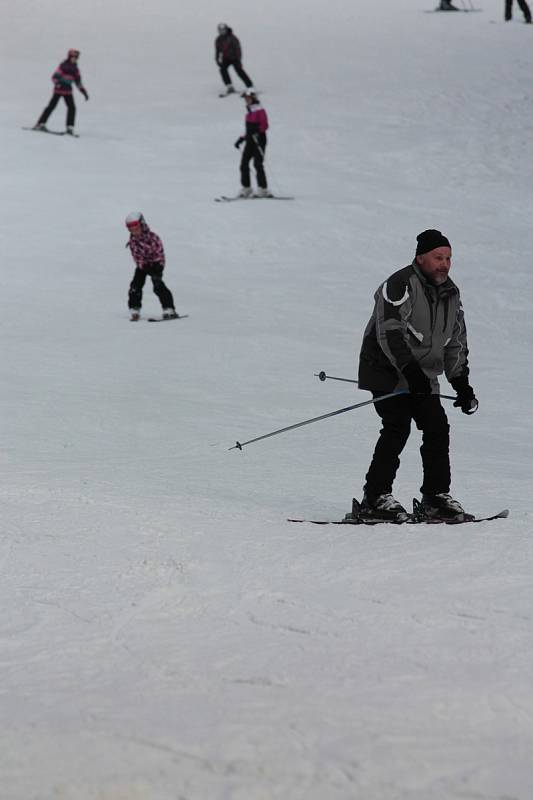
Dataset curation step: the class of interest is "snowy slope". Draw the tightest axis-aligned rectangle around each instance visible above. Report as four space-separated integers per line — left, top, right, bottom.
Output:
1 0 533 798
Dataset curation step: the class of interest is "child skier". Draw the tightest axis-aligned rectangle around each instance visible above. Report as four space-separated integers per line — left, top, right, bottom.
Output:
125 213 178 321
234 90 272 198
34 49 89 135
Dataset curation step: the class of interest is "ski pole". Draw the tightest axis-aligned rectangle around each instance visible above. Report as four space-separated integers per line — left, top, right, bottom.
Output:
252 133 285 197
314 371 358 385
315 370 456 401
252 134 265 159
229 390 407 451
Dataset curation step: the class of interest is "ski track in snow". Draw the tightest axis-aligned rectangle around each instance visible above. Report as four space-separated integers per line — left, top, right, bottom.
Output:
1 0 533 798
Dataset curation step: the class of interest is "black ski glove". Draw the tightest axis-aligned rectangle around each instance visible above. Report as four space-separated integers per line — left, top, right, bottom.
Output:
402 361 432 398
451 375 478 415
234 136 244 149
81 87 89 101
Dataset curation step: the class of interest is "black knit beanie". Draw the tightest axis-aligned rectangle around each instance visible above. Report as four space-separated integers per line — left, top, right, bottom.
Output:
415 229 451 256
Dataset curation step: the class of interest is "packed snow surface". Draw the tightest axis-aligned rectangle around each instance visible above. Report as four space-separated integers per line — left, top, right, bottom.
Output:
1 0 533 797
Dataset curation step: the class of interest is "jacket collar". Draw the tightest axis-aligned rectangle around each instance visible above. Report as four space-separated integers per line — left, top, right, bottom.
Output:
411 259 458 297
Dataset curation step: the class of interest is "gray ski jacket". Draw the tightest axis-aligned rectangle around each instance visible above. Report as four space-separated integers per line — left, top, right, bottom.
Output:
358 261 470 393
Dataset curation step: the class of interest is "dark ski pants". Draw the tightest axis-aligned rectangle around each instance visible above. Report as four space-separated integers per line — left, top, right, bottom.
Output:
220 60 253 88
128 265 175 311
364 393 450 501
240 136 268 189
505 0 532 19
38 93 76 127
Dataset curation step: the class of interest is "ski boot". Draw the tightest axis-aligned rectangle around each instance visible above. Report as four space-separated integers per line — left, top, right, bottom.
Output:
254 187 273 198
33 123 48 131
418 493 468 521
162 309 178 319
238 186 253 198
439 0 460 8
358 493 410 522
130 309 140 322
66 126 76 136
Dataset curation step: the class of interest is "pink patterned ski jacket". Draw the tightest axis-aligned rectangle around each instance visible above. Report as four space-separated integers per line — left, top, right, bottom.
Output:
127 220 166 270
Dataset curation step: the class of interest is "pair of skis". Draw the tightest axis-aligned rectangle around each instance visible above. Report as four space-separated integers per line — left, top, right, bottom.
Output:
425 6 482 11
22 127 80 138
147 314 189 323
218 89 263 98
288 498 509 526
130 314 189 323
214 195 294 203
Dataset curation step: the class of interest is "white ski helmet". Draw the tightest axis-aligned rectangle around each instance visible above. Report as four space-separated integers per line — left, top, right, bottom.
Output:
217 23 228 34
125 211 144 229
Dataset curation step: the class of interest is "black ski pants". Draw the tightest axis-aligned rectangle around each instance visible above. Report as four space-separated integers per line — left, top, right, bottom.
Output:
505 0 532 19
220 60 253 88
128 264 175 311
240 135 268 189
364 393 450 501
38 93 76 127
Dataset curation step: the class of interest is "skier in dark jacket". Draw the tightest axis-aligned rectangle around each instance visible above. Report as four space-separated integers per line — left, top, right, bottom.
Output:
125 212 177 321
215 23 255 96
505 0 532 22
234 90 272 197
34 49 89 135
357 229 478 521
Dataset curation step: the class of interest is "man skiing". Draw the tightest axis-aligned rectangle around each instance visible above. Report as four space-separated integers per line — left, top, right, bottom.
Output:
125 213 177 321
234 90 272 198
34 49 89 135
505 0 532 22
215 23 255 96
357 229 478 521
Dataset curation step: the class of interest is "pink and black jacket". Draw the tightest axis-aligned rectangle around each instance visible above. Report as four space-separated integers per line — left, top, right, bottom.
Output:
127 219 166 271
245 103 269 142
52 59 85 96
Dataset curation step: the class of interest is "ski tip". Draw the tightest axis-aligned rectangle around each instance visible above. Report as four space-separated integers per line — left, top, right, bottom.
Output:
497 509 510 519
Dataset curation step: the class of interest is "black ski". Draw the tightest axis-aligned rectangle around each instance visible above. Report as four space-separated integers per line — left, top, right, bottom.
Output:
411 498 509 524
288 498 509 526
214 195 294 202
218 89 262 98
287 516 412 526
147 314 189 322
288 498 413 526
424 7 483 12
22 127 80 137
